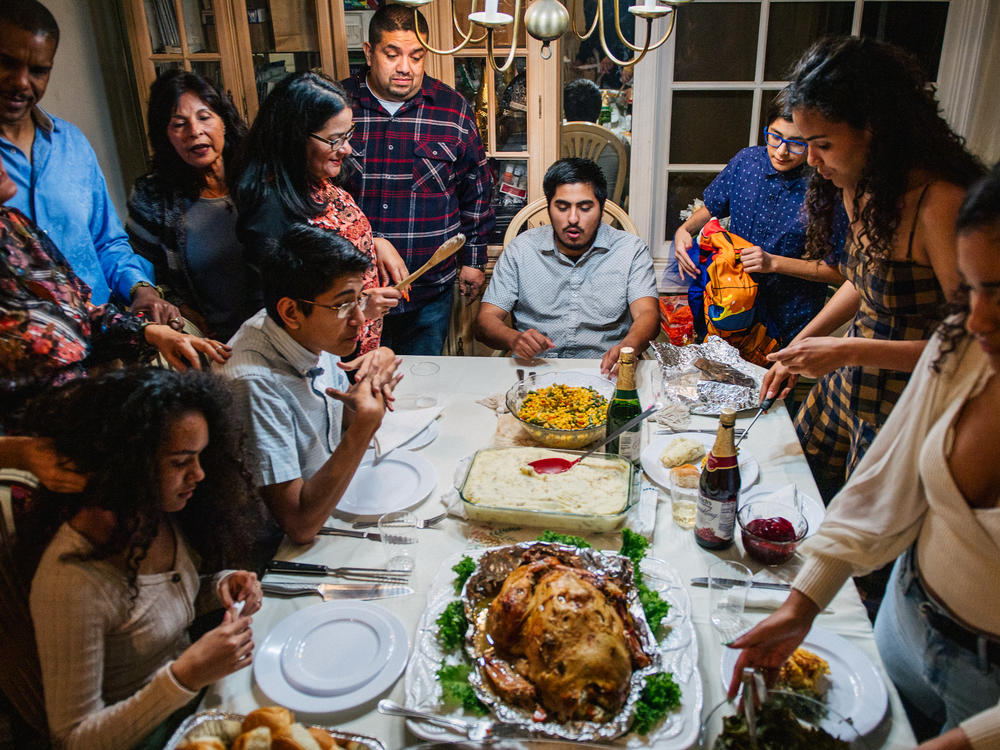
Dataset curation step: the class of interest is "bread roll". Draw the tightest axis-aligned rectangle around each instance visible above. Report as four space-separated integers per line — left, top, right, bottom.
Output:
273 723 322 750
177 740 226 750
659 437 705 468
669 463 700 488
242 706 294 734
306 726 341 750
232 726 272 750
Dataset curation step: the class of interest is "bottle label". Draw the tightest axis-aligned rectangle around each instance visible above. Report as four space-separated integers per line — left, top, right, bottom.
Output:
616 431 640 461
695 494 737 544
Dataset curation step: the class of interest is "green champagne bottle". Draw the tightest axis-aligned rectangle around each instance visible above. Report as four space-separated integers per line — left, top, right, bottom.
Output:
606 347 641 461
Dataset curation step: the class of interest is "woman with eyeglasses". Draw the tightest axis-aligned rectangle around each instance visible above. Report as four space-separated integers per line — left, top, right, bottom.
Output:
675 89 848 350
127 70 256 342
232 72 405 355
760 37 984 503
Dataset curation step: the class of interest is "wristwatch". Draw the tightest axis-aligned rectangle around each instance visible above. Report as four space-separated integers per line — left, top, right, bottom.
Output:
129 281 165 300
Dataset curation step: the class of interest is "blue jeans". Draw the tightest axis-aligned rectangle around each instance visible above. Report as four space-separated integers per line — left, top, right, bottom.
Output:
381 285 453 355
873 550 1000 732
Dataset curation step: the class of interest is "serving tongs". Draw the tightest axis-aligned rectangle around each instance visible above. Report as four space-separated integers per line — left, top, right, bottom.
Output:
393 234 467 293
378 700 520 741
740 667 767 749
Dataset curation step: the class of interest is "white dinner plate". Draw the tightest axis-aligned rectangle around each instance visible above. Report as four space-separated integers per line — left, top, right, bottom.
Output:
399 419 439 451
255 601 409 713
641 433 760 491
720 626 888 738
740 485 825 538
279 602 397 696
337 449 437 515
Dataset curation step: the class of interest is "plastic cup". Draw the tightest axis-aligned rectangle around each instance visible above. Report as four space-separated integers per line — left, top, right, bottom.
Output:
669 475 699 529
708 560 752 643
377 511 419 571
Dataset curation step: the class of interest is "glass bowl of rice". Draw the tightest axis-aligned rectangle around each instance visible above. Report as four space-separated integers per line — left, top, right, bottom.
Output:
505 371 616 449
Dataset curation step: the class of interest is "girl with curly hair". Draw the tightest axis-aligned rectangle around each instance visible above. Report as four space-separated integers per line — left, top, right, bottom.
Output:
761 36 985 500
730 162 1000 750
17 368 264 750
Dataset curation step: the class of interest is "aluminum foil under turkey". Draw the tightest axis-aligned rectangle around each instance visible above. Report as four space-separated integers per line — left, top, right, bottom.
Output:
652 337 764 414
460 542 663 741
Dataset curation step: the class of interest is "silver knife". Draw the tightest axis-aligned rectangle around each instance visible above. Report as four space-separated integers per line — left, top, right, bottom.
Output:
317 527 385 542
690 577 791 591
261 581 413 601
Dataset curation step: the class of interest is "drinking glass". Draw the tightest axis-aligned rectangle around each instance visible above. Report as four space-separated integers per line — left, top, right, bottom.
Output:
397 361 439 409
377 511 419 571
708 560 752 643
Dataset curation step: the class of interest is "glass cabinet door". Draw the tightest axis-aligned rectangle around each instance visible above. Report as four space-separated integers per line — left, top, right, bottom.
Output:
124 0 242 124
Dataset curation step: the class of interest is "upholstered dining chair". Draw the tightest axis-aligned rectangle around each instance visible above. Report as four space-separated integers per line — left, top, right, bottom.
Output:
560 121 629 205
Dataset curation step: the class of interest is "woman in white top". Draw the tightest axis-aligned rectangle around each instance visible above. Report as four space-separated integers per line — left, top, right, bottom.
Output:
728 163 1000 750
20 368 264 750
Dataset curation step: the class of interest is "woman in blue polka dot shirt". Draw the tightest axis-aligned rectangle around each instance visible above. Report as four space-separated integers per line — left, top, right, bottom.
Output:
676 89 848 349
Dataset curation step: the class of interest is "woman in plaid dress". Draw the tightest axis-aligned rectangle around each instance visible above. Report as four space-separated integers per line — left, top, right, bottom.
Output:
760 37 984 501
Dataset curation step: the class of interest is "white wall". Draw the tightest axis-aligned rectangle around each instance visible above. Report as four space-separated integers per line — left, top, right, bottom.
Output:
42 0 128 217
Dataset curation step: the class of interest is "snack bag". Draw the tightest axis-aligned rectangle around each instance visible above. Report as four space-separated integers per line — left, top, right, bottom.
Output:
696 219 779 366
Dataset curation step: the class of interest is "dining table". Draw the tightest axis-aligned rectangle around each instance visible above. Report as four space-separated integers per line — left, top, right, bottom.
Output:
200 354 918 750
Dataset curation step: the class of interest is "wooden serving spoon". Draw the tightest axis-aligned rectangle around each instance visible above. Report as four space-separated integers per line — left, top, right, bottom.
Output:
394 233 467 293
527 402 661 474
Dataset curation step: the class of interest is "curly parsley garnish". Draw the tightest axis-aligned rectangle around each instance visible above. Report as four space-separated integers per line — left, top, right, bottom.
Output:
436 600 468 651
620 528 670 629
452 556 476 593
632 672 682 735
537 530 592 548
437 662 488 716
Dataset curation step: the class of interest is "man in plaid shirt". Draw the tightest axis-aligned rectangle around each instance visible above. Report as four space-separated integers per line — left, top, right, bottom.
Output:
342 4 495 355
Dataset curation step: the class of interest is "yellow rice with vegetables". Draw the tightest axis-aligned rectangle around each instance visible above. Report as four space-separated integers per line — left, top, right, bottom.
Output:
516 384 608 430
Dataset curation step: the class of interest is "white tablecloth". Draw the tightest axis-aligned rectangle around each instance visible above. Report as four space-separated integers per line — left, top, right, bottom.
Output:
202 355 917 749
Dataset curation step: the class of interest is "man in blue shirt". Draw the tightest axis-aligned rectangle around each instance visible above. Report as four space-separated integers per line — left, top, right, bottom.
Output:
0 1 178 321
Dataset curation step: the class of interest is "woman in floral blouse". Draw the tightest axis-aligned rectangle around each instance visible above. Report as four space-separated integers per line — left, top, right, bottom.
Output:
233 72 405 355
0 153 231 435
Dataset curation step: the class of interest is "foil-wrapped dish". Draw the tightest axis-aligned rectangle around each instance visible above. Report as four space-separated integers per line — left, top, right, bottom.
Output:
652 337 765 415
459 542 664 741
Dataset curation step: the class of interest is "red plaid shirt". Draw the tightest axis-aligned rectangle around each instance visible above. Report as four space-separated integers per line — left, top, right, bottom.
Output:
342 72 494 309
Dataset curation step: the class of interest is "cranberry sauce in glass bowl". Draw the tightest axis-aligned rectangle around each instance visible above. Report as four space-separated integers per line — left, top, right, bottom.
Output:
737 499 808 565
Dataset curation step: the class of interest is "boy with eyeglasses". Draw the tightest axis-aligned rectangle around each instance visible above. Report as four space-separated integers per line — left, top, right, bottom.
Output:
674 89 849 349
220 224 400 545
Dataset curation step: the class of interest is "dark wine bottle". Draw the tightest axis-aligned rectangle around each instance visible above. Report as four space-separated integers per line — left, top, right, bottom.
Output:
694 407 741 549
606 347 641 462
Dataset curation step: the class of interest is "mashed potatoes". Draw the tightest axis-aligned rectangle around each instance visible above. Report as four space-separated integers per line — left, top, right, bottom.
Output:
461 447 630 516
660 437 706 468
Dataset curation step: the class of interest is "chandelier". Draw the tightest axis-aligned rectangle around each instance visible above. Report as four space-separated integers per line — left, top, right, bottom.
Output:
396 0 690 72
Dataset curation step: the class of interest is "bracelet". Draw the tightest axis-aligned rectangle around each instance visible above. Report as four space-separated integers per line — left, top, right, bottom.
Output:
129 281 165 301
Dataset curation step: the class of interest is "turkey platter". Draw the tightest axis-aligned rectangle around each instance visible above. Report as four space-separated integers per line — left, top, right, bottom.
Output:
461 542 663 740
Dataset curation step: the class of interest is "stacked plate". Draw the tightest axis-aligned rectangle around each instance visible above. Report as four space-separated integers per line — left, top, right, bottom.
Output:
255 601 410 712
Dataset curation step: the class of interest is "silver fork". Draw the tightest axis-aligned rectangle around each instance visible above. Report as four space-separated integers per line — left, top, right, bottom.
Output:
353 511 448 530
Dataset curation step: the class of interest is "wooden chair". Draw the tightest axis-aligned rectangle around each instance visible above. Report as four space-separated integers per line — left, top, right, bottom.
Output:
560 121 629 204
0 469 49 742
502 197 638 247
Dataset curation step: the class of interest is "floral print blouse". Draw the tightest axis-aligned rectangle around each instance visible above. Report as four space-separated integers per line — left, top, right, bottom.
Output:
309 181 381 355
0 207 149 428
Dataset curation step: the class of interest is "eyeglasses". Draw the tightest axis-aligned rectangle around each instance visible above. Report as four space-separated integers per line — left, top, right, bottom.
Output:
309 125 356 151
296 296 369 319
764 129 808 156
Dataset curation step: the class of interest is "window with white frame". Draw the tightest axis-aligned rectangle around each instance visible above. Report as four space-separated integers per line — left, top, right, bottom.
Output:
626 0 982 280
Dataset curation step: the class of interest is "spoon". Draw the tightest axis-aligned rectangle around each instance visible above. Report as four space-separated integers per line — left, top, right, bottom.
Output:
527 402 661 474
393 234 466 293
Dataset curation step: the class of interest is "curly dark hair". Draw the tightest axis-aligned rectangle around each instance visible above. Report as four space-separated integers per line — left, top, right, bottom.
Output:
231 72 352 221
785 36 984 268
146 69 247 198
16 368 264 605
933 162 1000 369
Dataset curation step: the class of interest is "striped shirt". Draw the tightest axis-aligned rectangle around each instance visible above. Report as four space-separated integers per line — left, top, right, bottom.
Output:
219 309 349 487
483 223 658 359
341 72 495 310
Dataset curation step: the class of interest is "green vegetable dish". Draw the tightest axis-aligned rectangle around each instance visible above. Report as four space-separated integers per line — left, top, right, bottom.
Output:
713 704 850 750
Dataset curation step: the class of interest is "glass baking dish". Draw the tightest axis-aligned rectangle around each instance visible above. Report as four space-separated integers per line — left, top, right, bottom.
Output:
458 447 637 532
